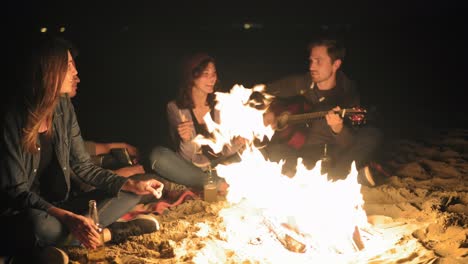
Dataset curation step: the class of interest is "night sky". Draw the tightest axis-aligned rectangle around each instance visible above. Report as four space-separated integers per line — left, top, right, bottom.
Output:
5 1 468 164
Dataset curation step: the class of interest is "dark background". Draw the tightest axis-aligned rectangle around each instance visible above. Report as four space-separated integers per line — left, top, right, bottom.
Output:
5 1 468 162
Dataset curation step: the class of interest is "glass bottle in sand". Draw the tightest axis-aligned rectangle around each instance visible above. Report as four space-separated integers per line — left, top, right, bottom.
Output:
88 200 103 234
320 143 332 175
203 165 217 203
87 200 106 262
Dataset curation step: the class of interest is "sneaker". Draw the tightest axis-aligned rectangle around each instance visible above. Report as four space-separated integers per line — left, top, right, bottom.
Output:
39 246 69 264
148 175 187 193
109 214 160 244
369 161 392 178
357 165 376 187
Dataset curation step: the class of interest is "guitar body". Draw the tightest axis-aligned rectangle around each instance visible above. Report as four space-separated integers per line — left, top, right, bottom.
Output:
267 95 366 150
268 96 313 150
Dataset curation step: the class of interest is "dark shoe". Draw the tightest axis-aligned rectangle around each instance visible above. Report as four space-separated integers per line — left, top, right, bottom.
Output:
362 162 392 186
358 165 376 187
39 246 69 264
109 214 160 244
8 246 68 264
369 162 392 178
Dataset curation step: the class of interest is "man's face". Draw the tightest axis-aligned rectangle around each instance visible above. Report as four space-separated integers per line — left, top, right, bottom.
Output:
193 62 217 94
309 46 341 85
60 51 80 97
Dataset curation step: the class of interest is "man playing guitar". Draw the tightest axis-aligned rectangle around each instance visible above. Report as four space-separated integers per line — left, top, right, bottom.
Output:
262 36 383 186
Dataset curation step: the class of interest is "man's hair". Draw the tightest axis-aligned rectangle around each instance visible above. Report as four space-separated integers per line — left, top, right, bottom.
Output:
307 38 346 62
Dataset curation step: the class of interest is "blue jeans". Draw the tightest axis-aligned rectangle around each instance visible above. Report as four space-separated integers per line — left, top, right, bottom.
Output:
149 146 209 189
0 190 141 255
328 126 383 176
264 126 383 178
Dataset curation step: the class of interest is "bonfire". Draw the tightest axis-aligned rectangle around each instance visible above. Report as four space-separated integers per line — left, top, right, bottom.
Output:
191 85 425 263
66 85 465 264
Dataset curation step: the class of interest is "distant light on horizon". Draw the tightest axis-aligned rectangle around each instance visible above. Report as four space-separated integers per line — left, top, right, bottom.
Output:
242 22 263 30
59 26 66 32
40 27 47 33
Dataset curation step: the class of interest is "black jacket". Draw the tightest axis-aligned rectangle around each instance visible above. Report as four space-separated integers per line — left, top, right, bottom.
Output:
0 96 127 215
266 71 360 147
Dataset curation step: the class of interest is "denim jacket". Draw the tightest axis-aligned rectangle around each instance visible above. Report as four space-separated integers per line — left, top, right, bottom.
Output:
0 96 128 215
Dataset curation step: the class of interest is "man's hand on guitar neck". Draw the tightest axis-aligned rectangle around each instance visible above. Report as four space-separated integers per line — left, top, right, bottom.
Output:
326 106 344 134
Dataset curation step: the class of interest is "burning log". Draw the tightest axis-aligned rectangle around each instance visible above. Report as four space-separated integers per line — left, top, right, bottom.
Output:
352 226 365 251
262 217 307 253
263 216 366 254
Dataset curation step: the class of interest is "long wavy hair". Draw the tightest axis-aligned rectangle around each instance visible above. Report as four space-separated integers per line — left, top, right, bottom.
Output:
21 36 71 153
175 53 218 109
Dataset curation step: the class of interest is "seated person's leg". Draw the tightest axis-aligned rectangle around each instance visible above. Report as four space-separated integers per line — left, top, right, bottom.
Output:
60 189 141 228
0 209 71 262
149 146 207 189
28 209 71 247
334 126 383 171
0 209 59 255
326 126 382 184
298 144 324 171
60 189 158 244
263 143 300 177
93 192 141 227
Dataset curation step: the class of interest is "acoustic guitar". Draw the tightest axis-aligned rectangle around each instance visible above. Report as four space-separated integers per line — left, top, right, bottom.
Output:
276 107 367 131
272 108 367 150
267 97 367 150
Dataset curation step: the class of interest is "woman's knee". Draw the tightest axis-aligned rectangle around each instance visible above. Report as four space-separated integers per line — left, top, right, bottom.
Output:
149 146 173 170
117 190 141 204
26 209 66 246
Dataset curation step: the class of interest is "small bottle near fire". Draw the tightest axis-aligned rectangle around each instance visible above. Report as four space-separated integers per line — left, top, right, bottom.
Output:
87 200 106 262
203 165 217 203
88 200 103 235
320 143 332 175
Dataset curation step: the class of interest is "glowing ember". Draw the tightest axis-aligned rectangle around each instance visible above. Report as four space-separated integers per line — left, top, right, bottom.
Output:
192 85 421 263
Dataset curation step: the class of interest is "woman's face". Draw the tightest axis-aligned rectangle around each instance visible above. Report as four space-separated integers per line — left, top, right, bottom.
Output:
193 62 217 95
60 51 79 94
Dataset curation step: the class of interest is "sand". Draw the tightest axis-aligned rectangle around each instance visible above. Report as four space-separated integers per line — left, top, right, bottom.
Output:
65 129 468 264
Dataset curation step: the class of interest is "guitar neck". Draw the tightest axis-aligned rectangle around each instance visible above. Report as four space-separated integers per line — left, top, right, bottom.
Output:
288 111 328 122
287 109 358 124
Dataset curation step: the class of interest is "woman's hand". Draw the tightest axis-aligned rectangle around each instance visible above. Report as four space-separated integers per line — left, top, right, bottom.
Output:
63 213 103 249
121 143 138 158
232 137 248 153
122 178 164 199
48 207 102 249
232 136 248 146
177 121 194 142
263 111 277 129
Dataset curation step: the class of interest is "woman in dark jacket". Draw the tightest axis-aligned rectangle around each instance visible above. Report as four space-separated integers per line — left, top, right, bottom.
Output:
0 36 163 262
